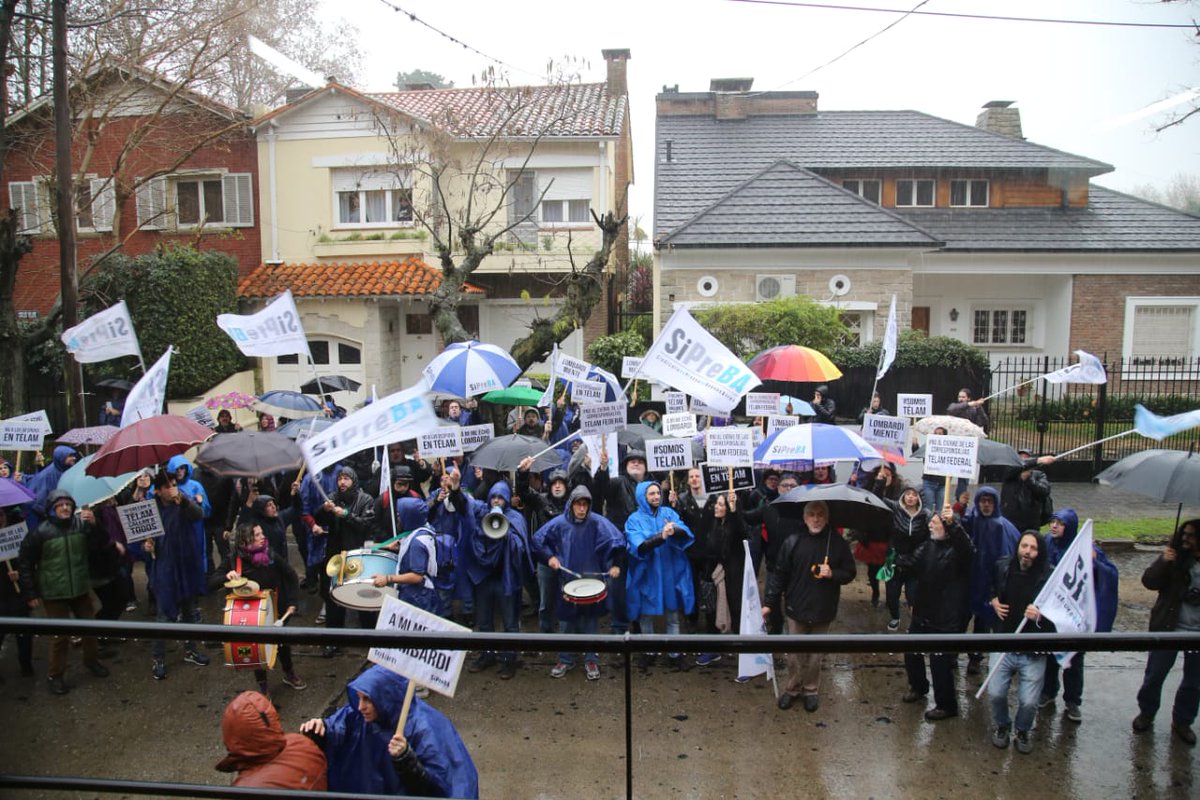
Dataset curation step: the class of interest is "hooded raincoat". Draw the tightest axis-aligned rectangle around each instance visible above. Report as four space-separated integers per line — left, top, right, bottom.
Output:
531 485 625 619
962 486 1021 625
466 481 530 593
215 691 327 790
160 455 212 585
24 445 79 528
625 480 695 618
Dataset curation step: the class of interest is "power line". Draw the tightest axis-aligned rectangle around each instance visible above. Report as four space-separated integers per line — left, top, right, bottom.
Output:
727 0 1199 29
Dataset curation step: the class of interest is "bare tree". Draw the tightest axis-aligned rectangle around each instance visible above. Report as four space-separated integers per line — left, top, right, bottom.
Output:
1131 173 1200 214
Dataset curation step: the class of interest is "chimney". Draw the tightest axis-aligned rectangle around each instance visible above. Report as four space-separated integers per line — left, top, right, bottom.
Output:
602 48 631 96
710 78 754 93
403 82 436 91
976 100 1023 139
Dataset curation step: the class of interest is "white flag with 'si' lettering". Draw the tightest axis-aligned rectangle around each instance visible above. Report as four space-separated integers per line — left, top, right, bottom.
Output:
737 540 777 690
637 307 760 413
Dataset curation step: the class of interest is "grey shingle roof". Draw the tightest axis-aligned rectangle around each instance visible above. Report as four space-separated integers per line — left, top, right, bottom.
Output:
660 160 942 248
897 187 1200 251
654 110 1113 242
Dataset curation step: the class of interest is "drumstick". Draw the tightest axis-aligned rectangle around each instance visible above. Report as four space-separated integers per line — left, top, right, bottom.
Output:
395 679 417 737
558 565 582 579
274 608 294 627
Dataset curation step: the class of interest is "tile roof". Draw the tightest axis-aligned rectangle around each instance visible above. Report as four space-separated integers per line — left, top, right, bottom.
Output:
896 187 1200 251
238 257 486 299
366 82 625 138
660 160 942 248
654 110 1113 242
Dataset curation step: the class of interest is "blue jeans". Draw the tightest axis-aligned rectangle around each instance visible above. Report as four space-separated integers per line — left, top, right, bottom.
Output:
558 614 599 665
1136 647 1200 725
537 563 558 634
1042 652 1085 706
921 476 967 516
987 652 1047 733
639 610 682 658
152 597 202 660
474 574 520 663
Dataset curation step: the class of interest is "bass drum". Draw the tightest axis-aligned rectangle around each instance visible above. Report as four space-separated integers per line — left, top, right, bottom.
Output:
223 591 277 671
329 548 400 611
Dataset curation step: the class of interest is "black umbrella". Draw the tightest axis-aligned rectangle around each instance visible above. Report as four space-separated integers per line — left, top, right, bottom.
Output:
468 433 561 473
1095 448 1200 505
95 378 134 391
194 431 304 478
773 482 893 530
617 424 658 449
300 375 362 394
912 439 1024 468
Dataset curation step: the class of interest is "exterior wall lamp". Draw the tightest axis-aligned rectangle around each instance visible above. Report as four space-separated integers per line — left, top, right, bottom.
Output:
949 308 959 322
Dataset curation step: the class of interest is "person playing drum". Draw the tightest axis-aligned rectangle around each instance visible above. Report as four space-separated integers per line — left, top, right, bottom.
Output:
222 523 306 694
532 486 624 681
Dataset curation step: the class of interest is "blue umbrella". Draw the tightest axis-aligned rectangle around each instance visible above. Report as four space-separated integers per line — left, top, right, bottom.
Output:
754 423 878 467
778 395 816 416
423 340 521 398
254 389 325 419
0 477 34 508
560 365 624 403
277 416 337 440
57 454 140 507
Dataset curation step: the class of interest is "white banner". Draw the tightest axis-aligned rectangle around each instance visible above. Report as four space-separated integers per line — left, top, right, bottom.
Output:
0 421 45 451
581 432 618 477
571 378 606 405
621 356 644 379
647 438 694 472
1034 520 1098 669
418 427 464 458
117 500 165 543
876 294 898 380
765 415 799 436
861 413 909 449
0 522 29 561
737 539 776 684
302 384 438 475
8 410 53 435
216 290 311 359
578 400 627 436
745 392 781 417
185 405 216 429
665 392 688 415
639 307 761 413
60 300 142 364
662 412 698 438
896 393 933 418
368 595 470 698
460 423 495 453
556 353 591 382
923 434 979 480
120 349 172 427
705 428 755 467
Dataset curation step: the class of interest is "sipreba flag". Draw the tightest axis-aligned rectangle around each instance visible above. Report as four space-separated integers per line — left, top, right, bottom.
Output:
637 307 761 413
1043 350 1107 385
216 290 311 359
876 294 898 380
120 348 172 426
61 300 142 364
1032 520 1098 669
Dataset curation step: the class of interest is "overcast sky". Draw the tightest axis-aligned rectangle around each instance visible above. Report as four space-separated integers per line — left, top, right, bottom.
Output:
318 0 1199 231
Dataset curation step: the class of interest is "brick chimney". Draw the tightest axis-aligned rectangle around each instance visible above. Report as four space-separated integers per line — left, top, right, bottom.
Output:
976 100 1023 139
602 48 630 97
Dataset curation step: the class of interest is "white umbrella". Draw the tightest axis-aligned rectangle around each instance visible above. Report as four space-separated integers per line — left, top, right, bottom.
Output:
913 414 987 438
754 423 879 467
422 340 522 398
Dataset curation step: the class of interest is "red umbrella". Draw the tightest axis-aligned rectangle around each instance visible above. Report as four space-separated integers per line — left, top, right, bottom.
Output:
748 345 842 383
85 415 215 478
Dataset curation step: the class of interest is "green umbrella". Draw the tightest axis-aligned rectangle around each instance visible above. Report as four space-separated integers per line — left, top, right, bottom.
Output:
481 386 546 406
58 453 141 507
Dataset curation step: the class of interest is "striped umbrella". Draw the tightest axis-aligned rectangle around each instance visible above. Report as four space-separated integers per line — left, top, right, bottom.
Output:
748 345 842 383
754 423 878 467
423 341 521 398
559 365 624 403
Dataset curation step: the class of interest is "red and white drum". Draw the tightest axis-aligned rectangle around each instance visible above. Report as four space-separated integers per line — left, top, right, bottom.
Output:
562 577 608 605
222 591 278 671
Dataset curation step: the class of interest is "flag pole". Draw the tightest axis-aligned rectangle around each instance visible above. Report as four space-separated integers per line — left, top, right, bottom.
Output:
1052 429 1136 459
531 430 582 461
978 376 1041 404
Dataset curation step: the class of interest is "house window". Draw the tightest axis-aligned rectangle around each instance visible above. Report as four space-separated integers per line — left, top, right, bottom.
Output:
530 168 593 227
405 314 434 335
840 312 864 346
973 307 1028 345
332 168 412 228
950 179 989 207
843 180 881 204
8 181 42 233
135 173 253 230
309 340 330 365
338 343 362 364
1124 298 1200 368
277 354 299 365
895 179 935 207
176 178 225 225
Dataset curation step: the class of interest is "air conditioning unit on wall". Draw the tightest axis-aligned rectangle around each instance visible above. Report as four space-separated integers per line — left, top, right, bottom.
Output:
755 274 796 302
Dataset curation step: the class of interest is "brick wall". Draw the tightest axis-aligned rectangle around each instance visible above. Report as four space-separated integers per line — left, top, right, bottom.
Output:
1070 274 1200 358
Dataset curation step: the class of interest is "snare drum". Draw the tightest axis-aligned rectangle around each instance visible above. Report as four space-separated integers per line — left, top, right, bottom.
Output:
223 591 277 670
562 577 608 605
329 548 400 610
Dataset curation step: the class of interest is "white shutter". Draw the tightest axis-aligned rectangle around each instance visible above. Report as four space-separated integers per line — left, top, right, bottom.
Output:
8 181 41 233
135 176 167 229
222 173 253 227
1132 305 1194 359
538 168 591 201
90 178 115 232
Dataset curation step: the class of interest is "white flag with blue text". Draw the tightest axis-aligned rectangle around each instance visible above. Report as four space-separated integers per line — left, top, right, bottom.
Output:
737 540 777 689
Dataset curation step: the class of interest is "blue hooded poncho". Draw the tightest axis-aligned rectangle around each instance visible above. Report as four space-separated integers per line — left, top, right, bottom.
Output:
155 455 212 587
322 665 478 797
532 485 625 619
25 445 79 528
962 485 1020 623
148 492 206 619
1047 508 1120 633
625 480 695 618
465 481 530 593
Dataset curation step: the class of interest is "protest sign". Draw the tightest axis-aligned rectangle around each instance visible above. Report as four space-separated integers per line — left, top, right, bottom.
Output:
701 463 756 494
647 438 694 472
861 413 909 449
8 410 53 436
418 427 464 458
640 307 761 412
705 428 755 467
0 522 29 561
185 405 216 429
0 421 45 451
368 596 470 698
61 300 142 364
556 353 591 382
766 415 799 436
460 424 495 453
662 412 698 438
923 435 979 480
302 384 438 475
117 500 165 543
217 290 311 358
578 401 627 436
580 432 618 476
897 393 933 418
745 393 780 417
621 356 644 379
690 397 724 417
665 392 688 415
571 378 606 405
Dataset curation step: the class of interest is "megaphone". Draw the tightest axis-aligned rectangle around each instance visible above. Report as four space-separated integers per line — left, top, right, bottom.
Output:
482 510 510 540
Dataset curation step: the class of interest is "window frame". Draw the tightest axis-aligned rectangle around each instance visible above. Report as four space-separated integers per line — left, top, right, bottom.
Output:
971 306 1030 347
135 171 253 230
1122 296 1200 376
331 167 413 230
842 179 881 205
895 179 936 208
8 180 43 234
949 179 989 208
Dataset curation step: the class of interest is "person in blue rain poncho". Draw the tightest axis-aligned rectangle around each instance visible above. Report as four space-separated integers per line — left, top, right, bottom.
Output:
465 480 530 678
533 485 624 680
1039 507 1119 723
961 485 1020 675
301 665 478 798
24 445 79 528
625 480 695 671
153 455 212 584
373 524 455 619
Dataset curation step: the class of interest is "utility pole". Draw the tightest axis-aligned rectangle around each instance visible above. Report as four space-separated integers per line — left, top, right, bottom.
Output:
53 0 84 426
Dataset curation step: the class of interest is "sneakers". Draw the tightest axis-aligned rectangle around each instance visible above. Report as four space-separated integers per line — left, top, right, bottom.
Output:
1014 730 1034 754
282 672 307 690
1037 693 1055 709
315 609 326 625
550 661 573 678
924 707 956 721
695 653 721 667
47 675 69 695
468 653 497 673
183 650 211 667
1065 703 1082 723
585 661 601 681
83 660 110 678
497 660 517 680
152 659 167 680
991 724 1011 749
887 618 900 632
1132 713 1153 733
1173 722 1197 746
902 688 926 704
